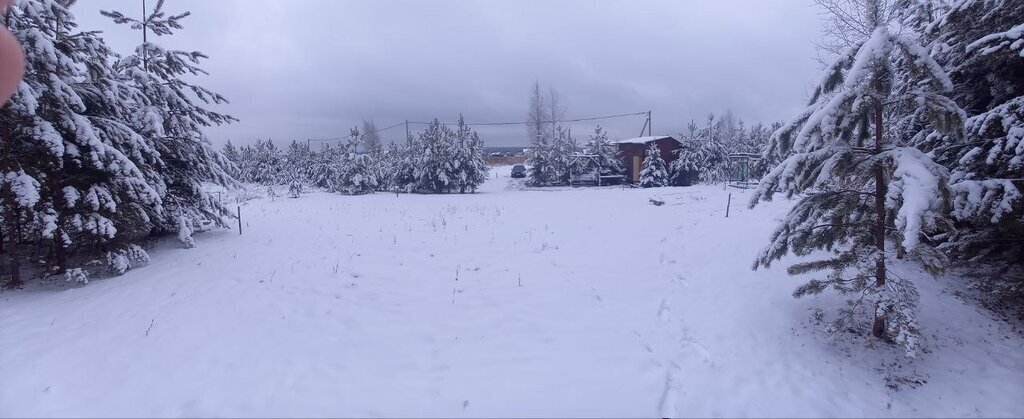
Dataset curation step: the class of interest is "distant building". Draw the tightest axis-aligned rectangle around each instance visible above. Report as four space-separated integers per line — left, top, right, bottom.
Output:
613 136 682 183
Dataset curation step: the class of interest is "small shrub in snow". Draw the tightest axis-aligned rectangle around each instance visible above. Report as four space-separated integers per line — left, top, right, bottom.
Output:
177 216 196 249
64 268 89 284
106 244 151 275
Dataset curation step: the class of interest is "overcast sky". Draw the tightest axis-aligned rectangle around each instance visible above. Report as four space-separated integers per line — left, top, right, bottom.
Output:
73 0 825 147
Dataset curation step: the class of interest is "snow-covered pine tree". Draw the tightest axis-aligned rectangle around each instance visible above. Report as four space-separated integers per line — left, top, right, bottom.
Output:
670 123 728 186
68 10 168 271
390 135 420 192
283 140 311 183
927 0 1024 274
359 119 392 191
639 143 668 188
0 79 41 286
525 82 556 187
451 115 488 193
235 143 254 183
3 0 162 279
585 125 624 177
287 171 303 198
526 132 555 186
415 120 455 193
361 119 384 156
237 140 280 185
552 126 582 184
749 0 965 357
222 140 240 165
307 143 339 190
102 0 239 247
749 121 784 179
334 128 376 195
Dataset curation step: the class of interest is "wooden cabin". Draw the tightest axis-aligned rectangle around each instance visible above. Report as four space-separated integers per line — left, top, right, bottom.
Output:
614 136 682 183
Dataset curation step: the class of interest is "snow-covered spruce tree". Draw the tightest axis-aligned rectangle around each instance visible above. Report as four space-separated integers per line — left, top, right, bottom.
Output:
102 0 239 248
415 120 455 193
3 0 162 280
749 4 965 356
927 0 1024 274
585 125 624 176
639 143 669 188
334 128 376 195
451 115 489 193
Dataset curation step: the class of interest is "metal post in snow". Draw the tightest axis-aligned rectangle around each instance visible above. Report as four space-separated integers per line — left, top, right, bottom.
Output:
726 193 732 218
237 206 242 235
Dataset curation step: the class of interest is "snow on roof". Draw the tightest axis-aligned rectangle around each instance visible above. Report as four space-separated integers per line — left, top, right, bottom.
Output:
612 135 677 145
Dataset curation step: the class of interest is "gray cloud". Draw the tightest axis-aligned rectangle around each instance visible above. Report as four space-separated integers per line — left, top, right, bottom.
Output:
74 0 825 146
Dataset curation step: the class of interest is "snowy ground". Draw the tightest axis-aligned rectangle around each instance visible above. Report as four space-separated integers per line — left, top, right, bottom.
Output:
2 168 1022 417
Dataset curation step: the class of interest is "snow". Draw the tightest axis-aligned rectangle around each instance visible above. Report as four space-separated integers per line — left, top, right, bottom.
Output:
1 169 1022 417
886 147 948 251
612 135 676 145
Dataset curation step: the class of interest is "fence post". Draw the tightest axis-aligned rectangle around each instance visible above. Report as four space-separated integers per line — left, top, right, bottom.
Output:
726 193 732 218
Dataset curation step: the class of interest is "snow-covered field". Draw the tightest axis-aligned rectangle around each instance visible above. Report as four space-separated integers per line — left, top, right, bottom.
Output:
2 168 1022 417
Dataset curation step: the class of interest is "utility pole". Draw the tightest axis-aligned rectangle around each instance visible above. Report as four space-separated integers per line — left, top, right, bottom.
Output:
405 120 410 139
648 110 652 137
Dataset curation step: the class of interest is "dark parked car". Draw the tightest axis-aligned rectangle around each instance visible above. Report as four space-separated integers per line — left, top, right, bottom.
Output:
511 165 527 178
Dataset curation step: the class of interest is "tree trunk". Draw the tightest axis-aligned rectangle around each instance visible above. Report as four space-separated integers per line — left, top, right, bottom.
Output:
3 205 23 288
50 165 68 275
872 92 888 339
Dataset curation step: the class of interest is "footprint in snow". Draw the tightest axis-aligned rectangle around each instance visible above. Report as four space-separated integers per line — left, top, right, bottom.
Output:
657 299 671 324
680 330 715 366
658 362 683 418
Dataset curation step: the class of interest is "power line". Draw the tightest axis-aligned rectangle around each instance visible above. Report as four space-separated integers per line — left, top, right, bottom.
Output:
304 121 407 144
287 111 651 146
368 121 406 135
408 111 648 127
